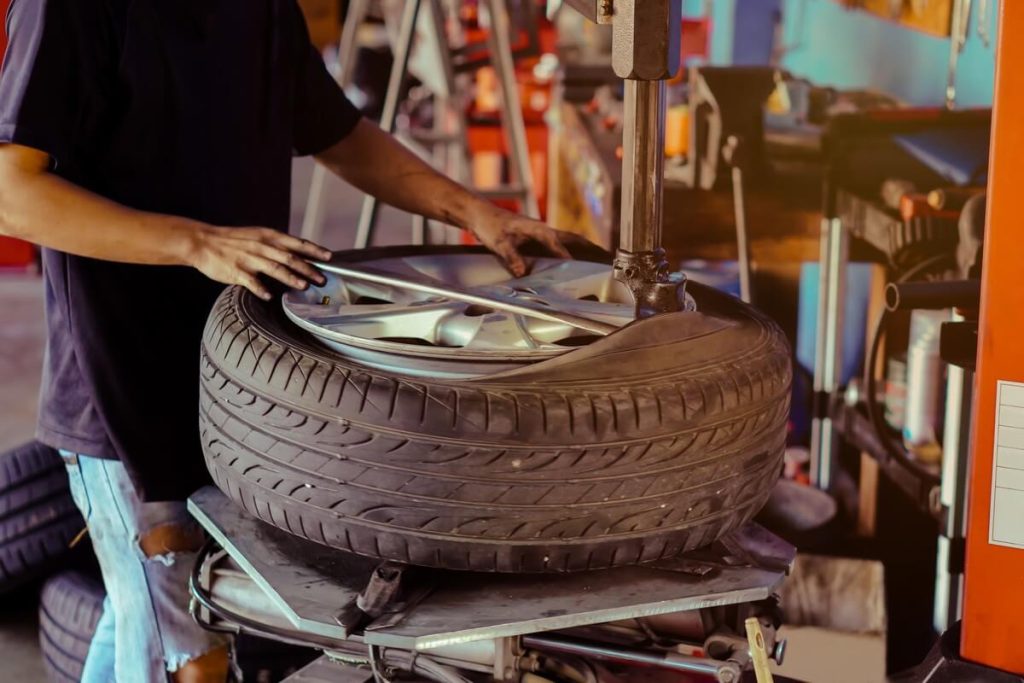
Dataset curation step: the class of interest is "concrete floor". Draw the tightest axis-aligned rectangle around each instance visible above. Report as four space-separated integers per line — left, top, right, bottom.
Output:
0 275 48 681
0 158 411 679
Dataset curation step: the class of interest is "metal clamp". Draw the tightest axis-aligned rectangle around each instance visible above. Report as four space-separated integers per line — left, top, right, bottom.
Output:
612 249 688 318
335 561 428 634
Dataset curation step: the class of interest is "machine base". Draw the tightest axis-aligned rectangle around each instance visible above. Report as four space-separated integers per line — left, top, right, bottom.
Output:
187 486 797 681
894 623 1024 683
188 486 795 651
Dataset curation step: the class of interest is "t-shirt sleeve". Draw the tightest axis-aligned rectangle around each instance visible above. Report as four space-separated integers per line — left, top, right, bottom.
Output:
0 0 82 167
289 2 362 157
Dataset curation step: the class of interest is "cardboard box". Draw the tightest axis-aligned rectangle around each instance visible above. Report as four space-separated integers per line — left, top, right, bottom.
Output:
298 0 341 50
774 555 888 683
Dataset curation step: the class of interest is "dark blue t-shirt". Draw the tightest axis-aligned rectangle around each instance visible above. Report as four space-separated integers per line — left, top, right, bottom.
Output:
0 0 361 500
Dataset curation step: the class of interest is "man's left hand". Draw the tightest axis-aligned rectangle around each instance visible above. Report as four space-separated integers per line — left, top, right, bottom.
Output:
466 202 588 277
315 121 594 274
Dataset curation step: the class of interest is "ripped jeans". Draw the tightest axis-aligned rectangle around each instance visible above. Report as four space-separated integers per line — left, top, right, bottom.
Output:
62 452 229 682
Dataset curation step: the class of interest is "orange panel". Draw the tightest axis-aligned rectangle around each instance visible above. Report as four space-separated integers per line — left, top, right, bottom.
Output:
467 123 549 220
961 2 1024 673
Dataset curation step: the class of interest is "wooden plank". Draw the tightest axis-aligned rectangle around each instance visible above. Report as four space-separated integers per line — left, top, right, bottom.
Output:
857 263 889 537
857 453 880 536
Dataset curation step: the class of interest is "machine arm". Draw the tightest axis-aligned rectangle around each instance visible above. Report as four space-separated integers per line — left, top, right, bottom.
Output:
564 0 688 317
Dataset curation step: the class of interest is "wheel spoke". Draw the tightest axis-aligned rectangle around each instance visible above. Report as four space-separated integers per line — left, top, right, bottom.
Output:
555 298 635 326
460 313 545 351
506 262 631 313
312 301 463 339
361 257 458 287
506 265 634 326
505 260 607 292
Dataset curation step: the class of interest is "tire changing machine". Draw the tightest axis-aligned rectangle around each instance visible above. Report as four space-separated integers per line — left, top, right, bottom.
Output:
189 489 792 682
188 2 797 681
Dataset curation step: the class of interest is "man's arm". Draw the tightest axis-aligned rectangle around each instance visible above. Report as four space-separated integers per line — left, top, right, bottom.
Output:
0 144 330 300
315 119 577 277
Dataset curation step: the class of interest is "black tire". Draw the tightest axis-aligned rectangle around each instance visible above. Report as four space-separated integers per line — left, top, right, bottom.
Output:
0 441 84 591
200 246 792 573
39 571 106 683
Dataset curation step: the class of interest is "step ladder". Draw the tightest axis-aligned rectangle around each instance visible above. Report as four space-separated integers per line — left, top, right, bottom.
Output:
300 0 542 248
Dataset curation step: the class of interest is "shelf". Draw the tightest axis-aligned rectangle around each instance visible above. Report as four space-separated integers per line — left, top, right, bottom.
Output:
831 400 942 524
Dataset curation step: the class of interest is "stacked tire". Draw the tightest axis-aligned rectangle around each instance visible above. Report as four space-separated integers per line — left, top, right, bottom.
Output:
0 441 99 682
38 571 106 683
0 441 84 592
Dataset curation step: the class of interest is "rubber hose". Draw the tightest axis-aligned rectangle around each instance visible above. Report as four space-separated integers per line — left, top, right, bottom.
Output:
862 253 954 491
885 279 980 312
865 309 941 486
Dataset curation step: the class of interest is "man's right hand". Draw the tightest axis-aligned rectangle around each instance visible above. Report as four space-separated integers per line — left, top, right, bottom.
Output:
188 226 331 301
0 143 330 300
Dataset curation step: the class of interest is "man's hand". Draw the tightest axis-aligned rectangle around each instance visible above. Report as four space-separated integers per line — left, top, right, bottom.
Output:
188 226 331 301
466 201 588 277
0 143 331 301
315 122 593 277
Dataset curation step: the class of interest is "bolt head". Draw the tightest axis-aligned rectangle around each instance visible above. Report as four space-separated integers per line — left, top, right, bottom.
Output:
773 639 788 666
611 0 682 79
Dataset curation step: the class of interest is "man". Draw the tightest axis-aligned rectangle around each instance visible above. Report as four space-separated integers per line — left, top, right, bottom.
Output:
0 2 577 681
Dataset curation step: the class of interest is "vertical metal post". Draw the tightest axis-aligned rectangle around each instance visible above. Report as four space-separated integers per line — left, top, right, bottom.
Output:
301 0 371 243
810 214 847 491
481 0 541 219
429 0 472 173
354 0 423 249
732 164 753 303
336 0 370 88
619 80 667 254
429 0 472 244
934 329 973 632
945 0 972 109
410 214 427 245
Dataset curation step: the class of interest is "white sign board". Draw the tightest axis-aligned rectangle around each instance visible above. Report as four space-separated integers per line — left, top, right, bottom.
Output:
990 380 1024 549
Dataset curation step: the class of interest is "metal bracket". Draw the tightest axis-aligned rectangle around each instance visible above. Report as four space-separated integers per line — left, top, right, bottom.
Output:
336 562 434 634
564 0 615 24
612 249 688 318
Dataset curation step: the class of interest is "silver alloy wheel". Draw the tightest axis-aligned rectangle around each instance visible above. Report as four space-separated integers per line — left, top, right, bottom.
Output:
282 253 642 378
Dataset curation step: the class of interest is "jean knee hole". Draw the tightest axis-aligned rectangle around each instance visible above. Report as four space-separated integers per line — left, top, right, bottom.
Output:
138 523 204 565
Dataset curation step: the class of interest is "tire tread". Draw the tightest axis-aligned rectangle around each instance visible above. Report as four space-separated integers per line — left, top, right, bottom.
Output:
39 571 105 683
0 443 83 591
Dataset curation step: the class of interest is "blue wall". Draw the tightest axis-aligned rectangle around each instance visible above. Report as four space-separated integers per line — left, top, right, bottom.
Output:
777 0 997 107
684 0 998 108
